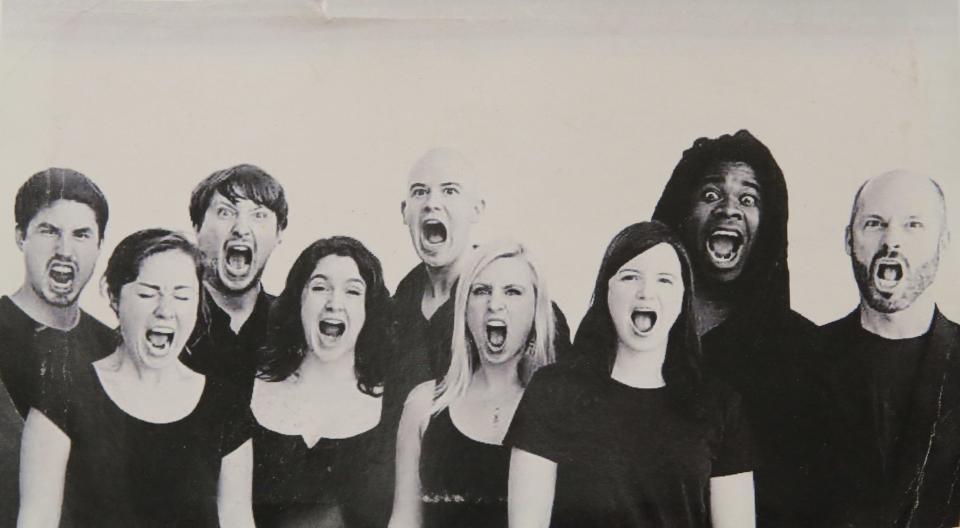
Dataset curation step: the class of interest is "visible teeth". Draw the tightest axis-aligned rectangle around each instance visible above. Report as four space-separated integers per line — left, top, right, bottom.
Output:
423 220 447 245
707 232 741 262
632 311 656 333
486 322 507 349
225 246 252 275
318 320 345 338
146 329 174 349
49 264 75 285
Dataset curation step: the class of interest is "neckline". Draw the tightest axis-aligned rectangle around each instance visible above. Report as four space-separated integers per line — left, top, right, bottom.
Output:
251 378 383 448
444 405 509 448
91 362 209 426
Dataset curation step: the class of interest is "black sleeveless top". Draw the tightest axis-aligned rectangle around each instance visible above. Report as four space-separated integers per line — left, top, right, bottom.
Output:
419 408 511 528
251 409 393 528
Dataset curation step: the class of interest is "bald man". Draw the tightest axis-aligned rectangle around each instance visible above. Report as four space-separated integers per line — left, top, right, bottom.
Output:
386 148 572 421
818 171 959 527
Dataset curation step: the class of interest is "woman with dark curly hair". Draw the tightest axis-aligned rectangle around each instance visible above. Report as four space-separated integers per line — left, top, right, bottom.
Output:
505 221 756 528
249 236 394 528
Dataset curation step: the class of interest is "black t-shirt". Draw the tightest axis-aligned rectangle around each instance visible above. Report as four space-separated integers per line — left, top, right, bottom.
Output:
0 295 115 418
40 362 253 528
251 405 393 528
504 364 756 528
180 288 273 400
817 312 950 528
0 376 22 528
700 310 822 527
419 408 511 528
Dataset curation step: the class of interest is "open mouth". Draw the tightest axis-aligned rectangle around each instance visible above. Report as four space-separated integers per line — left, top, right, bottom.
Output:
318 319 346 339
48 261 76 291
486 321 507 352
145 328 175 355
631 309 657 334
421 219 448 245
224 244 253 277
706 230 743 267
873 259 904 292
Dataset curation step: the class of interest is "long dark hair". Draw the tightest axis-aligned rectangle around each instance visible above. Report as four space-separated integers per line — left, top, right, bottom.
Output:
652 129 790 326
257 236 392 397
573 221 703 417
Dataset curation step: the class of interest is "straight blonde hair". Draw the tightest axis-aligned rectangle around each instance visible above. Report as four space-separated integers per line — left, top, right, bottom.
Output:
431 240 556 415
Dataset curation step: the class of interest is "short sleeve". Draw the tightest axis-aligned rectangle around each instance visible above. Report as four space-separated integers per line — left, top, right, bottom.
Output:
503 365 577 464
214 379 255 456
711 389 757 477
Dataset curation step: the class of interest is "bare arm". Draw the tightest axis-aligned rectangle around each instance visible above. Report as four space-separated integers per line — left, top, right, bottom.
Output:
508 448 556 528
218 438 255 528
18 408 70 528
388 381 434 528
710 472 755 528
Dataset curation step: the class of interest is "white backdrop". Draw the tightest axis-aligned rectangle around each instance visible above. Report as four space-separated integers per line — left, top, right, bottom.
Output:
0 0 957 330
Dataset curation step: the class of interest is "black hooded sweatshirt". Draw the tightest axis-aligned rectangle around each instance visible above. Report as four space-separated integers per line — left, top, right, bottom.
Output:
649 130 822 528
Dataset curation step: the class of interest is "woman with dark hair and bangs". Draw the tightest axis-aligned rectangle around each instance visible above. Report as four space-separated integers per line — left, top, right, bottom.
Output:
249 236 394 528
505 221 757 528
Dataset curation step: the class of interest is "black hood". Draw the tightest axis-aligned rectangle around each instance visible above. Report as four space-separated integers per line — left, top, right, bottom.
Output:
652 129 791 325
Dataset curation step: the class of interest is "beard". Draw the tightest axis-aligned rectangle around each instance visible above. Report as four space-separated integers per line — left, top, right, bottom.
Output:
851 248 940 314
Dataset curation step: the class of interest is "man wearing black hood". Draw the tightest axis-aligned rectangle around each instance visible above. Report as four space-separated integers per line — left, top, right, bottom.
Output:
648 130 820 527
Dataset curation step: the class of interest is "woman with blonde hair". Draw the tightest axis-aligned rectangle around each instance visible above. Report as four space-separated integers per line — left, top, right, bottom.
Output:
390 240 556 528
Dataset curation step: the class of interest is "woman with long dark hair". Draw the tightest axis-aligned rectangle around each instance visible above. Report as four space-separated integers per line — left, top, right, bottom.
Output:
250 236 393 527
18 229 255 527
505 221 756 528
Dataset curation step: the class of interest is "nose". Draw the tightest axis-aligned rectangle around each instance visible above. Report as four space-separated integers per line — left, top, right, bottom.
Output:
881 223 903 250
634 277 651 299
54 232 75 256
154 294 175 319
488 290 506 312
423 189 441 211
325 289 345 311
712 195 744 221
231 214 253 238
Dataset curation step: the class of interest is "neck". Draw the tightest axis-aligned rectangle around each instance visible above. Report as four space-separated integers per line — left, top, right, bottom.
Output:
205 281 260 332
611 343 667 388
692 289 732 337
422 249 473 300
11 285 80 331
472 356 523 395
109 345 183 386
298 348 357 385
859 296 936 339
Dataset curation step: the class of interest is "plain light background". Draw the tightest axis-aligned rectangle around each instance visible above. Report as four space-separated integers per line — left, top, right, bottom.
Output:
0 0 957 331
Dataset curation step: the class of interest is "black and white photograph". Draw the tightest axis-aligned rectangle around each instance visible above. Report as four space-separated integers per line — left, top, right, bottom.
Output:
0 1 958 527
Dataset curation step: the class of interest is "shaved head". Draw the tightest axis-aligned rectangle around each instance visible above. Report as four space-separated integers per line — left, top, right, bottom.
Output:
406 147 480 197
846 170 949 313
402 147 485 269
849 170 948 241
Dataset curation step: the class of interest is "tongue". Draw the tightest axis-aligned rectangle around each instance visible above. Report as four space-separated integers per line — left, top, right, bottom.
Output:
709 236 736 258
487 327 506 348
319 322 344 337
146 332 170 348
50 270 73 284
632 312 654 333
427 232 445 244
881 266 900 281
227 252 249 270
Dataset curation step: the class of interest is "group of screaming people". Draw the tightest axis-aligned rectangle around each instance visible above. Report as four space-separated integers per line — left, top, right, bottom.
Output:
0 129 958 528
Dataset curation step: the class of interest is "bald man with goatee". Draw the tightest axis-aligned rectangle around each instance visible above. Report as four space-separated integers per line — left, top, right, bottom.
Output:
818 171 960 528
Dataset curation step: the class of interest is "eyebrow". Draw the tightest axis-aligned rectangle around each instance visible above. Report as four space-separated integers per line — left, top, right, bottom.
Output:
308 274 366 286
35 222 61 232
440 182 462 188
135 282 195 291
699 174 761 192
